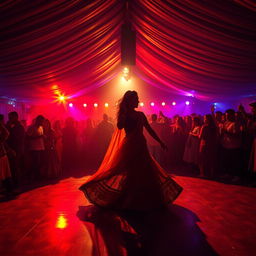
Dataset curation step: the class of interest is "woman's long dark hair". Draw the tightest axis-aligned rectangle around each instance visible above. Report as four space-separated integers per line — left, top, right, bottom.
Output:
117 90 138 125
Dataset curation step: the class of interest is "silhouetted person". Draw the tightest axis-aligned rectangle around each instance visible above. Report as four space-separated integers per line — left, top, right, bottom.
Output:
0 114 13 195
246 102 256 175
6 111 25 185
80 91 182 211
93 114 114 167
147 114 163 164
221 109 242 180
27 115 45 181
53 120 63 165
199 114 218 178
62 117 78 173
42 119 61 178
170 116 186 166
81 118 95 170
183 116 201 167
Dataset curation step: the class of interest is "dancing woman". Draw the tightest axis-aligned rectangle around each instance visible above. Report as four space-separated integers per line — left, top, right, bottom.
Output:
80 91 182 210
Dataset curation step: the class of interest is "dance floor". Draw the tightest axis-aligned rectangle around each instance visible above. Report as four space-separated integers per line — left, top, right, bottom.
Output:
0 175 255 256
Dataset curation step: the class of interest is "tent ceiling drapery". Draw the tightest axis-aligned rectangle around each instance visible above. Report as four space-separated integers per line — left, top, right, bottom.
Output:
0 0 255 102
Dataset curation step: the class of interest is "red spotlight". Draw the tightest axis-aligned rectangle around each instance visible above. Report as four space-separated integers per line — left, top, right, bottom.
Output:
56 214 68 229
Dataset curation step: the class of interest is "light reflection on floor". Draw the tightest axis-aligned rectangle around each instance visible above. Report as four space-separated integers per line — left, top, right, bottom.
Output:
0 176 255 256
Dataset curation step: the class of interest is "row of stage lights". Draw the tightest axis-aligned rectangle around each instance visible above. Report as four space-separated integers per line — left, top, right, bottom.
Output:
67 101 191 108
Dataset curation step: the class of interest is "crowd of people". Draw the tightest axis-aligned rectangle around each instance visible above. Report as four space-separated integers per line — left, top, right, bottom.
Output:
146 104 256 183
0 102 256 197
0 112 114 197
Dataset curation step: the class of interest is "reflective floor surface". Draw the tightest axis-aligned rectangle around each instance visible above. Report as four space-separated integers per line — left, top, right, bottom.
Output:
0 176 255 256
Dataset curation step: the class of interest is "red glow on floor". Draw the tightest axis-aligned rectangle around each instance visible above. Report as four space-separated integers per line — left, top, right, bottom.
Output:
0 176 255 255
56 214 68 229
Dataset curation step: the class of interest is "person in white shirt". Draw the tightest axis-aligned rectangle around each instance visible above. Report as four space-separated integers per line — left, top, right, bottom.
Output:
221 109 242 180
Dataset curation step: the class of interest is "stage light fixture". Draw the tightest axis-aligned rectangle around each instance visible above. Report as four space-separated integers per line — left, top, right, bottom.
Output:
139 102 144 107
55 93 68 104
83 103 87 107
94 103 98 108
59 95 64 101
185 101 190 105
161 102 166 106
105 103 109 108
150 102 155 107
68 103 73 107
122 66 131 81
172 101 176 106
123 67 129 74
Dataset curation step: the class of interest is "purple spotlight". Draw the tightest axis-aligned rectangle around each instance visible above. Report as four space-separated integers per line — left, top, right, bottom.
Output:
150 102 155 107
69 103 73 107
185 101 190 106
172 101 176 106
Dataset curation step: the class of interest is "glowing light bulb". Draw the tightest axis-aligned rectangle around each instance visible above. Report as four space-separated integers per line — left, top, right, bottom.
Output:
172 101 176 106
150 102 155 107
139 102 144 107
104 103 109 108
161 102 166 106
123 67 129 74
59 95 65 101
83 103 87 107
56 94 67 103
185 101 190 105
94 103 98 108
68 103 73 107
122 67 131 81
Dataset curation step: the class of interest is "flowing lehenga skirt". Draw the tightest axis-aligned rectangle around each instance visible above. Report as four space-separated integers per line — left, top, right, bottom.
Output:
79 129 182 211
